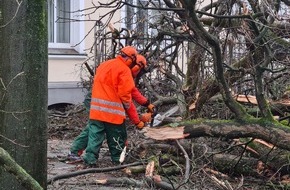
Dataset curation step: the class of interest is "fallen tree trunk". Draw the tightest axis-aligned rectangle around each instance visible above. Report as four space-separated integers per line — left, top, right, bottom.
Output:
211 153 260 176
144 120 290 151
140 130 290 177
210 153 290 178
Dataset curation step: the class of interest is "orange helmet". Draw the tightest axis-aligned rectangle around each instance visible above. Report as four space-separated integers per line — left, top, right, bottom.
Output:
120 46 137 67
131 54 147 78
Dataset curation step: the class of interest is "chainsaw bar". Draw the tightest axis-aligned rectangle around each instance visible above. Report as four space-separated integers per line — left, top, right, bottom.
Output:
152 105 179 127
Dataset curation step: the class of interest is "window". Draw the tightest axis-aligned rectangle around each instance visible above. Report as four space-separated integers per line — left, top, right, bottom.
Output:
123 0 148 37
136 1 148 37
48 0 85 54
48 0 70 44
122 0 165 40
124 0 134 31
122 0 149 48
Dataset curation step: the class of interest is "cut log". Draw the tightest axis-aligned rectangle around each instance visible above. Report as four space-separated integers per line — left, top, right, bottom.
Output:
143 126 189 140
234 94 259 105
124 166 146 175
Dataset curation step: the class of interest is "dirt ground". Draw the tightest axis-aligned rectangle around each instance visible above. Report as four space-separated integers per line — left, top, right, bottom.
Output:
47 106 135 190
47 139 136 190
47 105 154 190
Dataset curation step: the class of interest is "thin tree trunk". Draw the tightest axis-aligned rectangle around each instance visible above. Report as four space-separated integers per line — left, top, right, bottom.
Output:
0 0 47 189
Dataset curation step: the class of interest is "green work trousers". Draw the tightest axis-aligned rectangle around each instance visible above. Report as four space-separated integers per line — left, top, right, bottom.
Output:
70 90 91 155
83 90 92 111
70 122 89 155
83 120 127 165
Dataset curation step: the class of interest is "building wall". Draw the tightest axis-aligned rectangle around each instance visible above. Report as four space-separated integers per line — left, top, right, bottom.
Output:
48 1 121 107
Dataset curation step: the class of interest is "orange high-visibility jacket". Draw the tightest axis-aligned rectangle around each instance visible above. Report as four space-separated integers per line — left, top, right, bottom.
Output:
90 56 135 124
131 87 148 105
126 87 149 124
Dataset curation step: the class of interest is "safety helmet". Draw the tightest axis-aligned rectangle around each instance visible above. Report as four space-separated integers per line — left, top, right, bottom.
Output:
131 54 147 78
120 46 137 67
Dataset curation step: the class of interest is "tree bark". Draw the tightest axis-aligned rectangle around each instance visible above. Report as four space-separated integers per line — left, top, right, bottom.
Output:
0 0 47 189
211 153 260 176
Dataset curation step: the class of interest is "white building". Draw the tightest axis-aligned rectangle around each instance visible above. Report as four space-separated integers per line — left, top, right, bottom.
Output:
48 0 121 107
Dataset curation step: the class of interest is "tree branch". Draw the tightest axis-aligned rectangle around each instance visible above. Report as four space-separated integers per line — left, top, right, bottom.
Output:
0 147 43 190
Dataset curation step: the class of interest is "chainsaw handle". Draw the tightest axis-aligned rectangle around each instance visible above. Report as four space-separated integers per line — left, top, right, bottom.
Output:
150 107 157 117
150 116 154 127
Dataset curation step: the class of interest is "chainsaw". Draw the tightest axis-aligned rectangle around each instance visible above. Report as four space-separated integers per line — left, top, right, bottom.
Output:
150 105 179 127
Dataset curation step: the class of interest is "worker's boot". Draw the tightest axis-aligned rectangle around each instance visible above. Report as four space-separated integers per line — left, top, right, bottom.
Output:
66 153 82 162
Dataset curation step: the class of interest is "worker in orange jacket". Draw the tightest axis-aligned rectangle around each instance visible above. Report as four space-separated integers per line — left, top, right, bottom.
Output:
67 53 153 165
125 54 154 126
82 47 154 166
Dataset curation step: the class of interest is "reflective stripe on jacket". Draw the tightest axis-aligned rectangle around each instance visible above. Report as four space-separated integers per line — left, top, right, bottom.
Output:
90 56 135 124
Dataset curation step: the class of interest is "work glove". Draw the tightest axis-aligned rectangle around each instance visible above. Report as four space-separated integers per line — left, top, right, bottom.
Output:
136 121 145 129
140 113 152 123
147 104 155 113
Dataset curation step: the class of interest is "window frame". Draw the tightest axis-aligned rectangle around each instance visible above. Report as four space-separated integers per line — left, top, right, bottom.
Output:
48 0 85 54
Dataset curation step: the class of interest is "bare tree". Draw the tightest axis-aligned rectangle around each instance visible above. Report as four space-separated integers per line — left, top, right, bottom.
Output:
75 0 290 119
